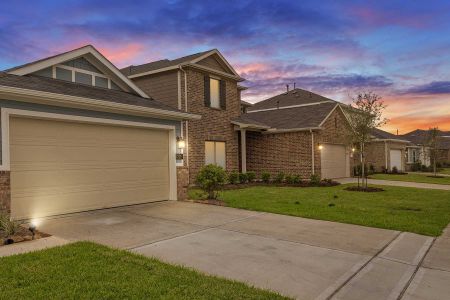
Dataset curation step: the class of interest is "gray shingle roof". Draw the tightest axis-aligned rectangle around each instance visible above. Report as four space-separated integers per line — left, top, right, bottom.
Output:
248 88 336 112
120 49 214 76
401 129 450 149
233 102 338 130
0 72 184 113
371 128 404 140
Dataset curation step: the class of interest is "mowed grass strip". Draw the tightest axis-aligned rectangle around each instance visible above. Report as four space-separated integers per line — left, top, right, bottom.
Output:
369 173 450 185
0 242 288 300
189 184 450 236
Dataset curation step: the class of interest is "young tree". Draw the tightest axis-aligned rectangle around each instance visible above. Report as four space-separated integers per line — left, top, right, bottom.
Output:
346 92 387 189
426 127 441 177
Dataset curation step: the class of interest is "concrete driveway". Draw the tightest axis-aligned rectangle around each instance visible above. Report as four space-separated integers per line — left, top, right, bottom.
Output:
38 201 447 300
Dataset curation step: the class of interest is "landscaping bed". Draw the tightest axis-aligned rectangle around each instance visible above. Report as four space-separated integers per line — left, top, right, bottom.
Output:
0 241 287 299
1 225 50 246
189 184 450 236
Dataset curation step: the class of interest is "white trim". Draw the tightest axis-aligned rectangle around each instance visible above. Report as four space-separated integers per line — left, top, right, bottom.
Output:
7 45 150 98
372 138 410 143
318 103 342 127
177 70 181 110
240 129 247 173
248 101 333 114
0 85 200 121
0 108 178 199
231 121 270 130
190 49 241 78
263 127 322 134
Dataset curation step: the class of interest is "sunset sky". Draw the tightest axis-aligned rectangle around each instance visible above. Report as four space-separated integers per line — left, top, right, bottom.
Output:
1 0 449 134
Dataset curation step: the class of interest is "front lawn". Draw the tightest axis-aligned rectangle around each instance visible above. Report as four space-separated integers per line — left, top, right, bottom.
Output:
189 185 450 236
369 173 450 185
440 168 450 175
0 242 286 299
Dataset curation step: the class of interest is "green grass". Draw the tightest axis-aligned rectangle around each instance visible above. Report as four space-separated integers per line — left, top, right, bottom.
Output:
0 242 287 300
189 185 450 236
440 168 450 175
369 173 450 185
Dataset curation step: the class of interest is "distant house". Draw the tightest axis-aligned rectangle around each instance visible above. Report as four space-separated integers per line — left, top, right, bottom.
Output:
401 129 450 169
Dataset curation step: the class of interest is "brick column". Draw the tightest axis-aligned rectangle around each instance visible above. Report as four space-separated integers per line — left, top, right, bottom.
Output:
176 166 189 201
0 171 11 213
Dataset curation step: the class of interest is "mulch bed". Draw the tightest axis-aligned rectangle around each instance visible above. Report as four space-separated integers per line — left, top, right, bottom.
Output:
344 186 385 192
1 225 51 246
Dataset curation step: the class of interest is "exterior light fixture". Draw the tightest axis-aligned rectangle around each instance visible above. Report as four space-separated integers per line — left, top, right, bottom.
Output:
352 148 356 152
29 224 36 240
177 137 186 149
318 144 323 150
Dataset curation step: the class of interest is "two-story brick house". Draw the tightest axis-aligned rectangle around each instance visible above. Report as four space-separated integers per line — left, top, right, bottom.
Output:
121 50 244 198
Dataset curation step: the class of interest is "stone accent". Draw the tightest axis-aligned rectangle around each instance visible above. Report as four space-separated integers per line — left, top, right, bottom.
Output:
176 166 189 201
0 171 11 213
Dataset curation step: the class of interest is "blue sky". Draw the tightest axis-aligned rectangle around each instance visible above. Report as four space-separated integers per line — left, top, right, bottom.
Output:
1 0 449 132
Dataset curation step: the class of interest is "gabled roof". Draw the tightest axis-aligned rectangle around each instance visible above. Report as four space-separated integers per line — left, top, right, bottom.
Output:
247 88 336 112
121 49 243 80
4 45 149 98
233 102 340 131
371 128 410 143
401 129 450 149
0 72 199 120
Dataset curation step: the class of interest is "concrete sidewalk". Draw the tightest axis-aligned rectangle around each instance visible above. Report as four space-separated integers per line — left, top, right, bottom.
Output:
337 177 450 190
4 201 448 299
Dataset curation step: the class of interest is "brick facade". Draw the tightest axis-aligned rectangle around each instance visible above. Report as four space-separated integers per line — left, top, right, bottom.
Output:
0 171 11 213
183 69 240 183
362 141 407 172
246 107 354 178
176 166 189 201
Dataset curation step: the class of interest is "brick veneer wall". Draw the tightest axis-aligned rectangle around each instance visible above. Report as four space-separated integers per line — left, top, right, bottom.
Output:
183 68 240 183
361 141 408 172
0 171 11 213
176 166 189 200
246 130 314 178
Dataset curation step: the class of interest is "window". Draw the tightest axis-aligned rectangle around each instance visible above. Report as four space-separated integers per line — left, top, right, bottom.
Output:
205 141 226 168
407 148 419 163
95 76 109 88
209 78 220 108
204 76 225 109
55 67 72 82
75 71 92 85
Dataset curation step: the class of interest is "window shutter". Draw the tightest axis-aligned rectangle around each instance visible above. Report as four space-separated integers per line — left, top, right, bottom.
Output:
220 80 226 109
204 76 210 107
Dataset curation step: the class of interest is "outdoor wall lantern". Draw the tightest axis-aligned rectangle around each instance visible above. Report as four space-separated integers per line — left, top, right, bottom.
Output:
352 148 356 152
318 144 323 150
177 137 186 149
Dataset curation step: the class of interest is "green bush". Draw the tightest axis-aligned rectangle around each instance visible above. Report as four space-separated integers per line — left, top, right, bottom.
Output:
292 175 301 184
196 164 227 199
239 173 248 184
228 171 239 184
285 174 294 184
261 172 271 183
0 211 21 238
310 174 321 185
274 172 285 183
392 166 398 174
246 171 256 182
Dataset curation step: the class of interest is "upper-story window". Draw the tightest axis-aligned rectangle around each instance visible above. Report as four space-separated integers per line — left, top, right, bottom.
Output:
32 57 121 91
204 75 226 110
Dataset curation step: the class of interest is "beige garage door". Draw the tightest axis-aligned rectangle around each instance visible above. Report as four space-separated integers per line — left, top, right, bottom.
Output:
10 117 170 219
320 144 349 179
390 149 402 171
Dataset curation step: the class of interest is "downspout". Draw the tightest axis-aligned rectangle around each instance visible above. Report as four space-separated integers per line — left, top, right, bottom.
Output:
384 141 388 170
310 129 315 175
179 65 189 169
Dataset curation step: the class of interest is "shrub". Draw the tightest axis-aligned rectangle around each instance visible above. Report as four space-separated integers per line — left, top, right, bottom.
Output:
292 175 301 184
392 166 398 174
228 171 239 184
261 172 271 183
368 164 375 175
274 172 285 183
0 211 21 238
239 173 248 184
381 166 388 174
411 162 421 172
285 174 294 184
196 164 227 199
310 174 321 185
246 171 256 183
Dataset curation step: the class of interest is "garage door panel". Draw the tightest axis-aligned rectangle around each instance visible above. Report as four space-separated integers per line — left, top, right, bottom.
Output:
10 117 170 219
320 144 349 179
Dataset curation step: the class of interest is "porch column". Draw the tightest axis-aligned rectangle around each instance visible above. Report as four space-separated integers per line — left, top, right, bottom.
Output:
240 129 247 173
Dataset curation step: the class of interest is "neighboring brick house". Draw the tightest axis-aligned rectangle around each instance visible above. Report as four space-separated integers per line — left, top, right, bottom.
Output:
121 50 244 189
233 89 355 179
400 129 450 170
363 128 410 172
